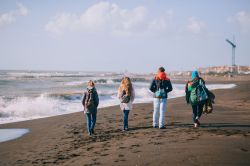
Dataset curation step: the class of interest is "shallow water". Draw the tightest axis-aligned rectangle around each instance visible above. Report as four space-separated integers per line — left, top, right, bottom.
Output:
0 129 29 143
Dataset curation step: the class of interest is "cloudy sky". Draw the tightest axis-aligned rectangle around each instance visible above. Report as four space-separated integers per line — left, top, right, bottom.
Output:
0 0 250 73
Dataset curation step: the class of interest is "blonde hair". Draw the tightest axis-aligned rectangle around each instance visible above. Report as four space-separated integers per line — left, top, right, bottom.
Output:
119 77 132 96
87 80 95 87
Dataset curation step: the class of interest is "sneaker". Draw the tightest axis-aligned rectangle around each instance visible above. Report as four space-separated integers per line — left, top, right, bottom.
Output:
153 126 158 128
159 126 166 129
195 119 201 126
194 123 198 128
123 128 128 132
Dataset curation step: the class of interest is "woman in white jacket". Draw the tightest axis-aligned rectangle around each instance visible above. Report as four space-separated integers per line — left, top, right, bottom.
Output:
117 77 135 131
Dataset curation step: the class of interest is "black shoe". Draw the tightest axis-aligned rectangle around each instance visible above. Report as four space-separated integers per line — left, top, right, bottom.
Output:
153 126 158 128
88 132 92 136
91 129 95 135
123 127 129 131
159 126 166 129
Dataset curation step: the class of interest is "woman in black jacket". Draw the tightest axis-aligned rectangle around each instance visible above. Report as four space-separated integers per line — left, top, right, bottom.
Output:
82 80 99 136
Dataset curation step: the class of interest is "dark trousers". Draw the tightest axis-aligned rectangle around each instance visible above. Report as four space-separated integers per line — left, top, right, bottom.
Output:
191 103 204 123
86 112 96 133
123 110 130 129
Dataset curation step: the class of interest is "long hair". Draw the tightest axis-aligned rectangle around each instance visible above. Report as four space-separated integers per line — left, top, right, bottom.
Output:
119 77 132 96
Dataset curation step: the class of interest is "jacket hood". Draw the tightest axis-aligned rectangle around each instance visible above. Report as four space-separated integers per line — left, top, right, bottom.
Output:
191 71 199 80
155 72 170 80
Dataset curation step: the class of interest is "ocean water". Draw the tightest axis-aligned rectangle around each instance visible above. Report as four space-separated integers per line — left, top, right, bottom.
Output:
0 70 236 124
0 129 29 143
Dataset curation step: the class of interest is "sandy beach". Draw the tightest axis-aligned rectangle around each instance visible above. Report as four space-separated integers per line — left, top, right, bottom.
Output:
0 78 250 166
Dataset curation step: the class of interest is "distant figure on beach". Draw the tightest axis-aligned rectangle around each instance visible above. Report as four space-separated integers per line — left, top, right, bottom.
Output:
149 67 173 129
185 71 208 128
117 77 135 131
82 80 99 135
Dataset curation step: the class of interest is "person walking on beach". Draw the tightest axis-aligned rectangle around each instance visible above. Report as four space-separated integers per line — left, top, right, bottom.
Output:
117 77 135 131
185 71 207 128
149 67 173 129
82 80 99 135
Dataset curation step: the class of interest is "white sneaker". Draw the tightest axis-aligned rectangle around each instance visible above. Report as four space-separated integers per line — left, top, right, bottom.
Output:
194 123 198 128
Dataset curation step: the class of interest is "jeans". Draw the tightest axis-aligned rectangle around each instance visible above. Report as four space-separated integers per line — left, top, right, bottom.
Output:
86 112 97 134
123 110 130 129
153 98 167 128
191 103 204 123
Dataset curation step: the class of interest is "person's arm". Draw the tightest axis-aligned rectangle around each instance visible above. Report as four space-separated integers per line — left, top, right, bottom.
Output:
149 79 156 93
185 82 190 104
82 92 86 108
165 80 173 93
94 91 99 108
187 82 193 92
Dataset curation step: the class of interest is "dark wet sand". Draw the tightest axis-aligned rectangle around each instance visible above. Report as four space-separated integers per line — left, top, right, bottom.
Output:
0 78 250 166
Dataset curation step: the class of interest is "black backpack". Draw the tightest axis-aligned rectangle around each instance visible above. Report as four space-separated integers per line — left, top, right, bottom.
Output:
85 89 95 113
120 90 130 103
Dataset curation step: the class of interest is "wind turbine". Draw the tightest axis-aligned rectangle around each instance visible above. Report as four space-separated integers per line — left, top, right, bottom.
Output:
225 38 236 73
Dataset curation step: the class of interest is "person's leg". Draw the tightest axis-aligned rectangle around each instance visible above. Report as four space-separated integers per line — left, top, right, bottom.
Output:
159 98 167 128
123 109 130 130
153 98 160 127
90 111 97 134
197 103 204 119
196 102 204 126
191 104 198 123
86 113 91 134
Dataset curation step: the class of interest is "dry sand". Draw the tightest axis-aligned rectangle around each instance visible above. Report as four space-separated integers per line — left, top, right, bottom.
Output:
0 78 250 166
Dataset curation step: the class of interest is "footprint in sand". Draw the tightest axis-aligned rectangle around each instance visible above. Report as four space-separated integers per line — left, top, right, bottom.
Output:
118 154 124 157
240 148 248 152
70 153 80 157
132 150 141 153
131 144 140 148
119 146 126 149
153 142 163 145
144 116 151 119
87 147 94 151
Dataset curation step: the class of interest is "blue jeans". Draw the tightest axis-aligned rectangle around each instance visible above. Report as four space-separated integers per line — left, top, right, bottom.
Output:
153 98 167 128
86 112 97 134
191 103 204 123
123 110 130 129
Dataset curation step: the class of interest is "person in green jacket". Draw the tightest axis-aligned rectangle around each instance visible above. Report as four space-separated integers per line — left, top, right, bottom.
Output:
185 71 207 128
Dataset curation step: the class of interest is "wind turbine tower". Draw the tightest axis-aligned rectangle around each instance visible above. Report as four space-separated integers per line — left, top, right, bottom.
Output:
225 38 236 73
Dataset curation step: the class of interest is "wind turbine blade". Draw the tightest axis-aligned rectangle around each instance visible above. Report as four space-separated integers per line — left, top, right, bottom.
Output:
226 39 236 48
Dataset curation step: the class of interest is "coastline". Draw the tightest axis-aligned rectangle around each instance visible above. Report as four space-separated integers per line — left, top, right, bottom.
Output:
0 79 250 166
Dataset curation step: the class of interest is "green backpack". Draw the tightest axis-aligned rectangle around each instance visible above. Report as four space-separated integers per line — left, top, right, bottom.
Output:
190 79 208 105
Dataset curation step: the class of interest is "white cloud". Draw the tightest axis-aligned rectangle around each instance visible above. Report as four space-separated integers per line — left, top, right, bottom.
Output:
0 3 28 27
0 13 15 26
45 2 172 37
228 11 250 33
17 3 29 16
187 17 206 34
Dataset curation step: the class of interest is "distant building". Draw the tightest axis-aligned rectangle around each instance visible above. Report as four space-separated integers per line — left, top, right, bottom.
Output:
169 66 250 76
198 65 250 74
